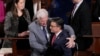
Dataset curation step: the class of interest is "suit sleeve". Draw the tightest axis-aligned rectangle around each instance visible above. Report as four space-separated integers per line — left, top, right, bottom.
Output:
25 9 31 24
29 26 46 53
61 38 72 56
4 12 18 37
64 25 76 38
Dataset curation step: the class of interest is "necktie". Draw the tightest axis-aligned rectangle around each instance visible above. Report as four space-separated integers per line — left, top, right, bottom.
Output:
51 34 56 45
71 5 77 18
43 26 48 42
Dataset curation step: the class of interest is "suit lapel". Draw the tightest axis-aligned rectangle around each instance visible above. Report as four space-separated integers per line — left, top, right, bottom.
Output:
73 1 84 19
34 22 48 43
53 31 63 45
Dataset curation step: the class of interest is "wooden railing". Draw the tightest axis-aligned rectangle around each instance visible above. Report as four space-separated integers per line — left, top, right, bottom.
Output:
0 37 31 56
74 22 100 56
89 22 100 55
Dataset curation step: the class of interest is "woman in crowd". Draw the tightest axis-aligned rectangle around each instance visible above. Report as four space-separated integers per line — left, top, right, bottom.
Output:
4 0 31 49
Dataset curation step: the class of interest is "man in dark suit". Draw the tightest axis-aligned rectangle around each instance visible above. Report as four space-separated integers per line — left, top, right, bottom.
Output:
69 0 93 51
93 0 100 21
49 17 72 56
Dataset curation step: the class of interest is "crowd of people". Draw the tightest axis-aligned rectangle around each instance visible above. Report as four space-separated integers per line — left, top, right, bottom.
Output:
0 0 99 56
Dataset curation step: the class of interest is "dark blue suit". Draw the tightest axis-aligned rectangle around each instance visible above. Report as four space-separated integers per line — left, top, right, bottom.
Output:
48 30 72 56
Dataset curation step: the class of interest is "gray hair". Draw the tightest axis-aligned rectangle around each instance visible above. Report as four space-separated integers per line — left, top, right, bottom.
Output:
36 9 48 19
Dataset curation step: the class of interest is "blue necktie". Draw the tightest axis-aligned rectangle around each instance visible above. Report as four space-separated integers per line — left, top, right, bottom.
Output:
43 26 48 42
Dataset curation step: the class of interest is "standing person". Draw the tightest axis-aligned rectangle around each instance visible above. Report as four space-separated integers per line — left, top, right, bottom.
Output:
69 0 93 51
49 17 72 56
92 0 100 21
29 9 75 56
4 0 31 49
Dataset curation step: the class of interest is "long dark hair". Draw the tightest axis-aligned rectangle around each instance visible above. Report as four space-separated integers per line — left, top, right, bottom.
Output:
11 0 26 18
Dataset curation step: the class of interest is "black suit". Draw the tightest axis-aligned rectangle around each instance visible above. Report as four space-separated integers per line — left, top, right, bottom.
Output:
93 0 100 21
69 0 93 51
46 30 72 56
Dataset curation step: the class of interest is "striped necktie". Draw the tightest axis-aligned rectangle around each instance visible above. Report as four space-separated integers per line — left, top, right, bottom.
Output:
51 34 56 45
43 26 48 42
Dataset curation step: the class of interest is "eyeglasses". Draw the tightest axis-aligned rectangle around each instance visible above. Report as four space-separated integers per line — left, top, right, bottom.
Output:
50 25 59 28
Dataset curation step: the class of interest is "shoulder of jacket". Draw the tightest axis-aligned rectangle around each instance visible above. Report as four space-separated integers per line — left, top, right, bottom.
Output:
29 21 36 27
6 11 13 16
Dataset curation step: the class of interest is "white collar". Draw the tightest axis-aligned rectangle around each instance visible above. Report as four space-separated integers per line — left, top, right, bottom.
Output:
55 30 62 37
76 0 83 7
41 26 47 30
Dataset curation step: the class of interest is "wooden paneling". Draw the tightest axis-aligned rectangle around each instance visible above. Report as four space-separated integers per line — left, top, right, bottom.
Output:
41 0 52 9
0 38 31 56
74 22 100 56
91 22 100 54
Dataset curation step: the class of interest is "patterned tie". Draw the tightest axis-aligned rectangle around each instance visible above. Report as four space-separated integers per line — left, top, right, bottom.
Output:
51 34 56 45
71 4 77 18
43 26 48 42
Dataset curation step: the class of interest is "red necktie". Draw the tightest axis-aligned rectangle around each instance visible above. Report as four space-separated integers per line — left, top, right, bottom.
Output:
51 34 56 45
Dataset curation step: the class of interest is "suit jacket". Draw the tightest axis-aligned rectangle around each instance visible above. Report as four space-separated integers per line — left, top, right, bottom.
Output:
69 0 92 50
48 30 71 56
93 0 100 21
29 21 49 56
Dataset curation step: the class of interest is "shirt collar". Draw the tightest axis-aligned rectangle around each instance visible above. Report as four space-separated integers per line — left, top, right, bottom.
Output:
76 0 83 7
41 26 47 30
55 30 62 37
